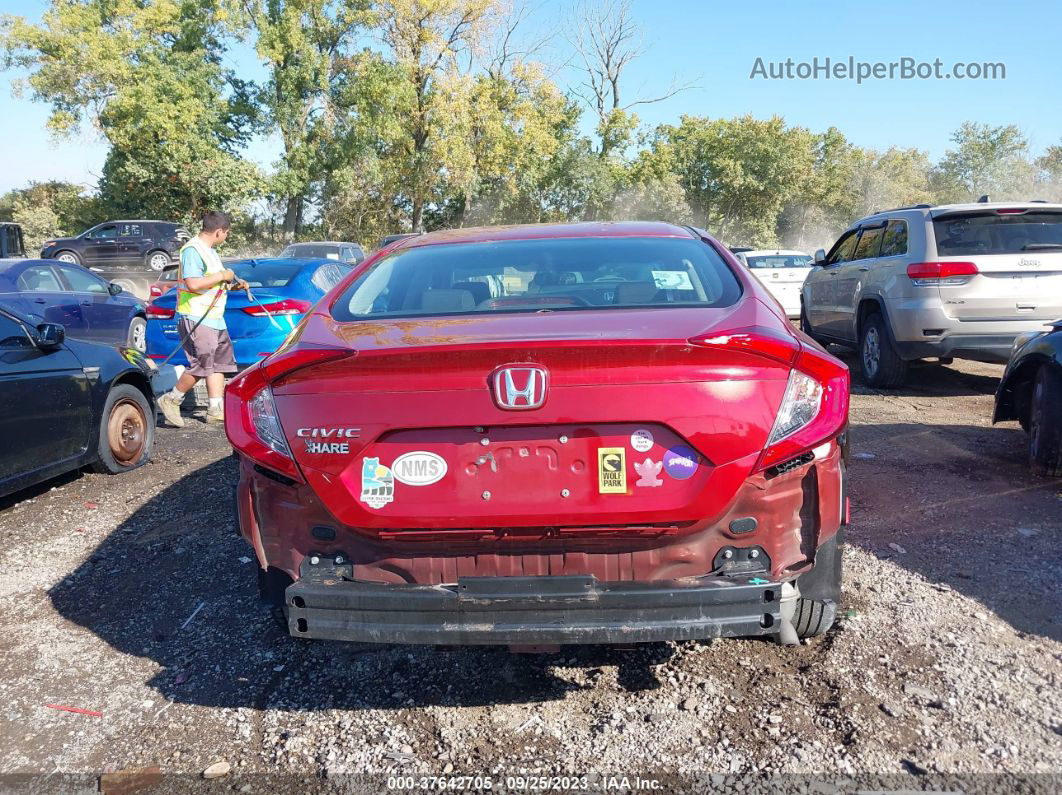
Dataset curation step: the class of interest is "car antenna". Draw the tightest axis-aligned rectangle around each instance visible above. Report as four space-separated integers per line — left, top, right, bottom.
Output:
977 194 990 203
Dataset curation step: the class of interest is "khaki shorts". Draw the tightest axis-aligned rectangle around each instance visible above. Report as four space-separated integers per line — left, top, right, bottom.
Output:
178 316 237 377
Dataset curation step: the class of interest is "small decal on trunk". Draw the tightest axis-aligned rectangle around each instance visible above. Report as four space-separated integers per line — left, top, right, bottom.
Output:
634 457 663 487
360 458 395 509
598 447 627 493
663 445 699 480
392 451 447 486
631 429 654 453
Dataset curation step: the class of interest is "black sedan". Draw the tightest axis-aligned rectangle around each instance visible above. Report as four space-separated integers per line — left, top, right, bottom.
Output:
0 306 159 500
994 318 1062 476
0 258 148 352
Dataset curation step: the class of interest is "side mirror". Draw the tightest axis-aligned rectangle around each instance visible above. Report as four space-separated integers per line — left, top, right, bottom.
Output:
813 249 827 265
35 322 65 350
108 282 124 296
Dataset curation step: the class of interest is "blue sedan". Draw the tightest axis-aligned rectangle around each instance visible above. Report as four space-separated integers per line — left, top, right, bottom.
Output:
0 258 147 350
144 257 352 369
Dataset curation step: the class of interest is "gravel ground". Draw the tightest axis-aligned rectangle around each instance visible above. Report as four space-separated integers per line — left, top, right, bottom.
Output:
0 354 1058 793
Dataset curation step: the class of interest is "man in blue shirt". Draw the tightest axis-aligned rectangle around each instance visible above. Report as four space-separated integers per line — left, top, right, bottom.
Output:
157 211 239 427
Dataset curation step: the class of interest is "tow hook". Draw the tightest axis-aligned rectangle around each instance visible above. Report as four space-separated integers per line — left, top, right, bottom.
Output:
776 581 800 646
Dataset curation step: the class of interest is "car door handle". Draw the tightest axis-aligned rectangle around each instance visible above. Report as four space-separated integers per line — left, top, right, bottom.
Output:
858 266 870 272
80 300 92 306
33 298 47 304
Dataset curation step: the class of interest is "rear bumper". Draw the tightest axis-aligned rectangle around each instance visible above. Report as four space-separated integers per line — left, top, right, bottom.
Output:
285 558 783 645
893 334 1019 363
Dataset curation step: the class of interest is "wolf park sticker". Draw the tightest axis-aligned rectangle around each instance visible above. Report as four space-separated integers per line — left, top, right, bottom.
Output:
597 447 627 493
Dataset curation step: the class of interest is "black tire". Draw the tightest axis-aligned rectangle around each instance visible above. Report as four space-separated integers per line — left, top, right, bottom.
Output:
859 312 909 388
127 316 147 352
793 529 842 639
91 384 154 474
793 598 837 639
1029 365 1062 477
145 249 172 271
55 250 81 266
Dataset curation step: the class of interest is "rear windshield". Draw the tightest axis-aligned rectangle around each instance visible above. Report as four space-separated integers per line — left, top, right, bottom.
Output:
746 254 811 269
332 236 742 321
933 211 1062 256
231 262 301 288
281 244 340 259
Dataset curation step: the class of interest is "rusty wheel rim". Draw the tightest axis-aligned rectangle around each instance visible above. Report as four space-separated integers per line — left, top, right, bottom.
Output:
107 398 147 466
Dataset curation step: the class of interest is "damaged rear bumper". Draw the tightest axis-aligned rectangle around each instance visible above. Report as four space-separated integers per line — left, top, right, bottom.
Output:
285 558 784 645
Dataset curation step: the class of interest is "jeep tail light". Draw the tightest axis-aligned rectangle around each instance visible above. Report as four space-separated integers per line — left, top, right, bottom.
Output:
243 298 312 317
907 261 978 286
757 345 849 471
146 303 175 319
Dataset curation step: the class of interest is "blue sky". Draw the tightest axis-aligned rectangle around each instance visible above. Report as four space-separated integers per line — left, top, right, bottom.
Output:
3 0 1060 194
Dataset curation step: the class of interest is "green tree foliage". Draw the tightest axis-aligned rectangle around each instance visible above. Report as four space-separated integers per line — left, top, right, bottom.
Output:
649 115 815 247
932 122 1034 202
3 3 1060 252
237 0 372 237
2 0 261 224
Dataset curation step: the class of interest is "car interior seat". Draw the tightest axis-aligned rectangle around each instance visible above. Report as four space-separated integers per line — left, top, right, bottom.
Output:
420 288 475 313
451 281 491 307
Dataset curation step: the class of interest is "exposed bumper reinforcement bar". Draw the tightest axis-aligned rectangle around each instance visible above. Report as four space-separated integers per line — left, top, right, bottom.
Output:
285 559 784 645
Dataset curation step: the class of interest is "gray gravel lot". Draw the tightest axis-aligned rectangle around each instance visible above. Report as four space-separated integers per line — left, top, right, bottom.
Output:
0 354 1058 793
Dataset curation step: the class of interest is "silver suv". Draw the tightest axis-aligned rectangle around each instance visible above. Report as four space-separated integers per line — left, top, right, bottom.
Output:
800 201 1062 387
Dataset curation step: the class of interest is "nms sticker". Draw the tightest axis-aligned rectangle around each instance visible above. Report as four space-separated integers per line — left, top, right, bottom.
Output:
597 447 627 493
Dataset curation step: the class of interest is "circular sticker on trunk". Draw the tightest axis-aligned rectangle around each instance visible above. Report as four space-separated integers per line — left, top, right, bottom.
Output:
663 445 699 480
392 451 447 486
631 429 654 453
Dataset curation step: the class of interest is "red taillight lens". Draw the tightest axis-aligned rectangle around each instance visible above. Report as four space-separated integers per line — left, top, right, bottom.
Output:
756 345 850 471
146 303 175 319
688 325 800 366
225 362 303 482
243 298 312 317
225 345 354 482
907 261 978 285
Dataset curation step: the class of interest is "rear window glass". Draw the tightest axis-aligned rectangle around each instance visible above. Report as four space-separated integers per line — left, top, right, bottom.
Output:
933 211 1062 255
745 254 811 269
231 262 301 288
332 236 742 321
281 244 341 260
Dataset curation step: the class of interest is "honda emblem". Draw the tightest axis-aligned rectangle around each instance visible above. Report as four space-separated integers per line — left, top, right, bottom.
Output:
491 365 549 410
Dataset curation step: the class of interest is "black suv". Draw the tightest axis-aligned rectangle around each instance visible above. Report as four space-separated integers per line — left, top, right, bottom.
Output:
41 221 190 272
1 223 26 258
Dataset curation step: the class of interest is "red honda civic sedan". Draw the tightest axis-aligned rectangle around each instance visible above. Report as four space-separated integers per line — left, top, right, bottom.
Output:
225 222 850 647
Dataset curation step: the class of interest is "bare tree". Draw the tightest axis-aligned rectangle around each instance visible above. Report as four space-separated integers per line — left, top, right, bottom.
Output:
483 0 554 79
567 0 693 137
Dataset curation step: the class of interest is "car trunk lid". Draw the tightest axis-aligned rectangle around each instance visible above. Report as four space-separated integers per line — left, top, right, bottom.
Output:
270 305 794 533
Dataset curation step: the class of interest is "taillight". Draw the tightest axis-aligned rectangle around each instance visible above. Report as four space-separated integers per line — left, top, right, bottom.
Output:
757 345 849 471
688 325 800 366
243 299 312 316
225 361 303 482
146 303 175 319
907 261 978 286
767 371 823 446
249 386 290 457
225 345 353 482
